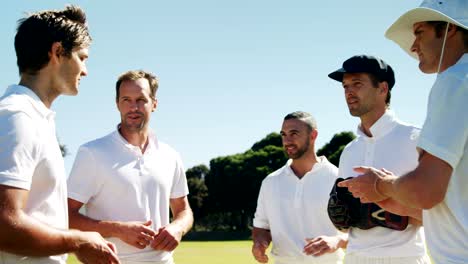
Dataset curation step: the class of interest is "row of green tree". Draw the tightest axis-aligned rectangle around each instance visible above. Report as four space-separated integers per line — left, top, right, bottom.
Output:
185 131 355 232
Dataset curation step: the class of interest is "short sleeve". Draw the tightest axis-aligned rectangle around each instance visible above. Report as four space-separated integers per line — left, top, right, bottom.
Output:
417 73 468 169
253 180 270 229
337 146 350 179
0 111 40 190
67 146 102 203
170 151 189 199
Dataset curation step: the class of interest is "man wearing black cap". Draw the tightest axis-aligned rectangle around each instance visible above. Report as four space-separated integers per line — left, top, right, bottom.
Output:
328 55 430 264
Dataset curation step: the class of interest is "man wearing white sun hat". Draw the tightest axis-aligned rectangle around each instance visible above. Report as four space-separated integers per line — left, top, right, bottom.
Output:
337 0 467 263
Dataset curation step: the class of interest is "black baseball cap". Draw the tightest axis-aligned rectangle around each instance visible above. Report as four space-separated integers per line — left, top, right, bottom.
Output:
328 55 395 89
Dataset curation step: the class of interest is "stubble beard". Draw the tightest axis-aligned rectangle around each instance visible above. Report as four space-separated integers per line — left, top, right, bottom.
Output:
121 116 147 133
287 138 310 160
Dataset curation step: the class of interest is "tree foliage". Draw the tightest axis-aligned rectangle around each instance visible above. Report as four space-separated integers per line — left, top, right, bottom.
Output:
317 131 355 166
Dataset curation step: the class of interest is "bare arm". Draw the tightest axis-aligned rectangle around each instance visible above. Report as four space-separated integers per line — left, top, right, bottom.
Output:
381 151 452 209
376 198 422 223
251 227 272 263
150 196 193 251
68 198 156 249
339 151 452 210
0 186 119 263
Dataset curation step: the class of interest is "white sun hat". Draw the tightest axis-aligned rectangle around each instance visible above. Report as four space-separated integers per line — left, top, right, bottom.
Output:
385 0 468 59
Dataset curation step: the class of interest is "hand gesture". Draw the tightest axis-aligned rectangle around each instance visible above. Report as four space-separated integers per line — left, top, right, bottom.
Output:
338 166 395 203
116 220 156 249
150 224 183 252
74 231 120 264
303 235 342 257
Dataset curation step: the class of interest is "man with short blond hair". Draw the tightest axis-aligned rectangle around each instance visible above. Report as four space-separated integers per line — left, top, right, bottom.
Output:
68 70 193 264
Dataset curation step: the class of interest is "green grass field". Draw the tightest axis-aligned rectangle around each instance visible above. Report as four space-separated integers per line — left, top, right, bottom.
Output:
67 240 263 264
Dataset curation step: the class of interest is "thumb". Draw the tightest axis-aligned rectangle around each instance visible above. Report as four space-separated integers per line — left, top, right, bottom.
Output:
381 167 392 174
107 241 118 254
143 220 152 226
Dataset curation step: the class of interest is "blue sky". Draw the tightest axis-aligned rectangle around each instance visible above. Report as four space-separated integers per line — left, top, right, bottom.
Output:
0 0 434 172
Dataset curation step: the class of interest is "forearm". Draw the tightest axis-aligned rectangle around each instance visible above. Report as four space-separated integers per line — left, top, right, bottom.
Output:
380 171 426 209
0 210 82 256
380 168 442 209
170 208 194 236
252 227 271 244
406 207 423 222
69 210 121 238
379 152 451 209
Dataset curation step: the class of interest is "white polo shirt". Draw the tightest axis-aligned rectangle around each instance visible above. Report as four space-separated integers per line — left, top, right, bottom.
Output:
253 157 345 264
338 110 426 258
67 129 189 263
0 85 68 264
418 54 468 264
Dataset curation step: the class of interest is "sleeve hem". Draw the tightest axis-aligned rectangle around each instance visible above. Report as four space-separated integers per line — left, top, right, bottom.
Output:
417 137 459 169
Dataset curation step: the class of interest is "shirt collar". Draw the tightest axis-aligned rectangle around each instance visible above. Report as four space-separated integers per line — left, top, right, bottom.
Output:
356 110 398 139
113 124 159 153
4 84 55 120
456 53 468 65
284 156 328 178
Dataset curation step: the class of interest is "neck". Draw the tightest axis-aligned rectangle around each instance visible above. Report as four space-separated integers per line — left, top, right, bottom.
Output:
359 107 386 137
19 73 59 109
290 150 319 179
437 38 466 73
119 126 150 153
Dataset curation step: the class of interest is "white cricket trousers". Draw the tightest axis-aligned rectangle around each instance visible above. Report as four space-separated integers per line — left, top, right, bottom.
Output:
345 254 431 264
121 260 174 264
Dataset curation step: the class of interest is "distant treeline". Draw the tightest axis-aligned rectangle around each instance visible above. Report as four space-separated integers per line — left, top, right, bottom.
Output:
185 131 355 233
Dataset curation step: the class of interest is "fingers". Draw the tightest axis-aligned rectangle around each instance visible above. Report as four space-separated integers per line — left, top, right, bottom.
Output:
106 246 121 264
303 238 329 257
106 241 118 254
150 228 180 251
337 179 352 187
381 167 392 174
252 243 269 263
352 166 372 173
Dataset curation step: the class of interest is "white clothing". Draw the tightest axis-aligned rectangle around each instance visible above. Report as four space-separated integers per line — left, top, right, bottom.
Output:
345 253 431 264
67 129 189 263
0 85 68 264
253 157 345 264
418 54 468 264
338 110 427 260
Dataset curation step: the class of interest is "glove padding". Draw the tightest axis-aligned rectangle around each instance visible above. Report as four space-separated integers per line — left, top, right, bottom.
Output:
327 177 409 231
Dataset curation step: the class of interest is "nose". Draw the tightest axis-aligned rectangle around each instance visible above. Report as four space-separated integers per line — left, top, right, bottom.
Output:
282 136 292 145
129 101 139 111
81 66 88 77
344 87 353 98
410 39 418 54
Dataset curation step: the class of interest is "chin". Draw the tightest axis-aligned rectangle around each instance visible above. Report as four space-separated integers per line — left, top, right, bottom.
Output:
418 62 438 74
